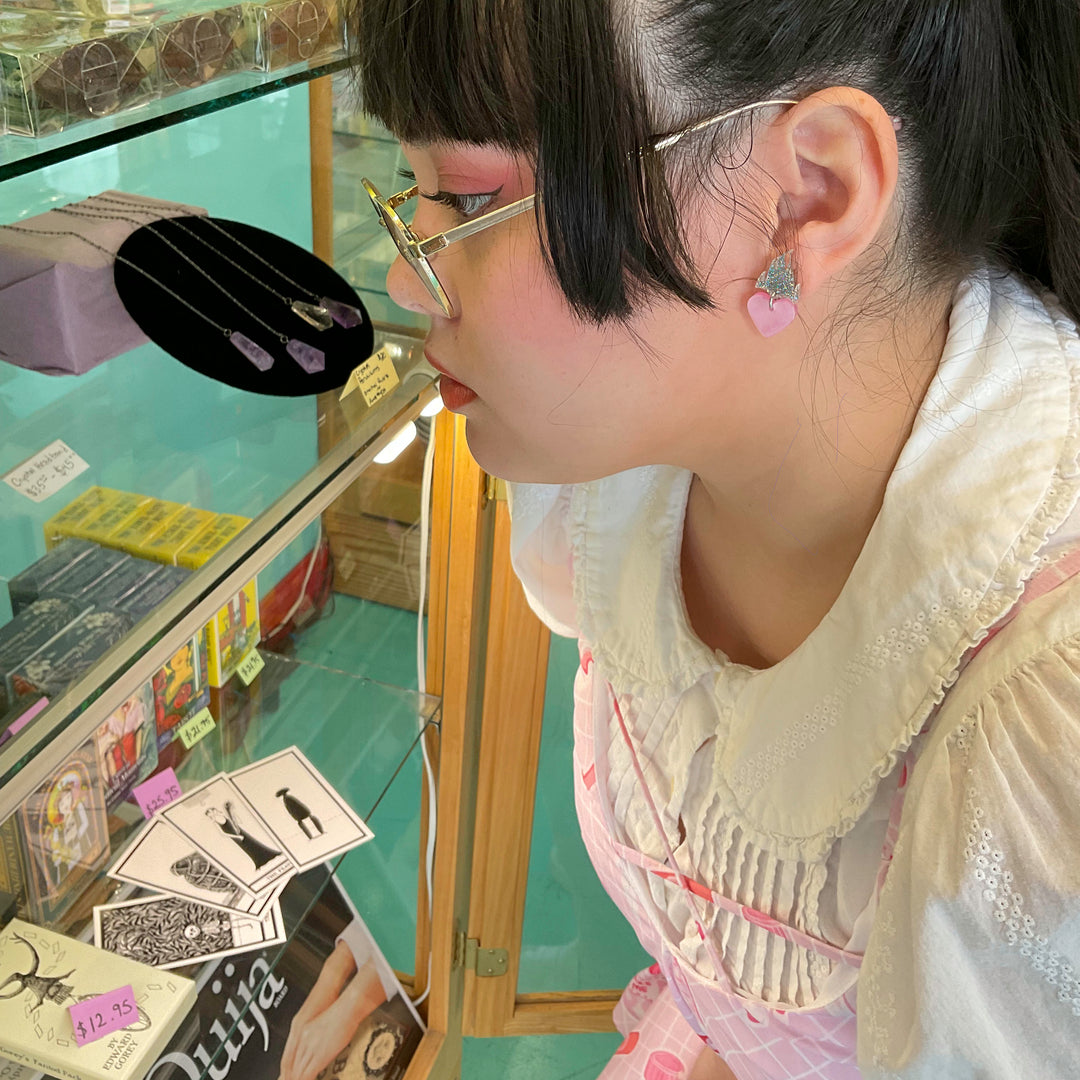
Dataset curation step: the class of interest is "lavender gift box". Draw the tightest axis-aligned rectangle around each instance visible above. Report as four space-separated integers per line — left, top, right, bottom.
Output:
0 189 206 376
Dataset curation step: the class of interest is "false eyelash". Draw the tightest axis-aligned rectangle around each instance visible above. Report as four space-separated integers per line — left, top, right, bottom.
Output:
396 167 501 218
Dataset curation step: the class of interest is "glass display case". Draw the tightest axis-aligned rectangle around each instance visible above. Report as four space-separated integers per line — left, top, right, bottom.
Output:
0 53 504 1080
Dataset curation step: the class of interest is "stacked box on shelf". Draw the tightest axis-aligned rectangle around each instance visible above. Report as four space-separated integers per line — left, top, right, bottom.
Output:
154 0 251 96
37 542 128 605
6 536 95 613
0 9 159 137
42 485 118 547
175 510 248 567
205 578 258 686
245 0 341 71
108 497 185 557
0 597 84 713
139 504 216 564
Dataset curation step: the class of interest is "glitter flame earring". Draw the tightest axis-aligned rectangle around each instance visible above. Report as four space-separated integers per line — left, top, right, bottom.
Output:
747 250 800 338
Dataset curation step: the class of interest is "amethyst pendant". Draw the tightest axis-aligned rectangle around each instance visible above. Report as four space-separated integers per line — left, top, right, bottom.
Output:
287 338 325 374
230 331 274 371
319 296 365 329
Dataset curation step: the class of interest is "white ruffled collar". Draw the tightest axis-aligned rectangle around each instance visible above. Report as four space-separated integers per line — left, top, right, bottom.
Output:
570 270 1080 860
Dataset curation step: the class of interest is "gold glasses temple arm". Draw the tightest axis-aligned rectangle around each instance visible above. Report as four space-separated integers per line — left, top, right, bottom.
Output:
417 195 537 257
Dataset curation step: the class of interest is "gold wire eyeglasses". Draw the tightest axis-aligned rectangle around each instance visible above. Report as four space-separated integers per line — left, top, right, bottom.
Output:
363 99 797 317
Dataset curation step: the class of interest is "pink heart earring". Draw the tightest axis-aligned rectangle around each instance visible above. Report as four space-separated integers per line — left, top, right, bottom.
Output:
747 250 800 338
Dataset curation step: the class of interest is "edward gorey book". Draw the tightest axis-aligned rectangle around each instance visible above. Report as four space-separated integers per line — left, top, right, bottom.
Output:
0 919 196 1080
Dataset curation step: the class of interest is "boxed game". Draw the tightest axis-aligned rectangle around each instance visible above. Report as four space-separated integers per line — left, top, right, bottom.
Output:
0 919 196 1080
75 490 152 545
140 505 216 565
245 0 342 70
0 12 159 138
152 630 209 749
107 498 184 557
11 608 131 702
78 555 161 611
206 579 259 687
116 563 189 622
39 544 129 605
42 486 119 547
93 680 157 813
0 816 27 921
175 510 250 569
0 596 84 714
6 537 96 613
16 739 109 927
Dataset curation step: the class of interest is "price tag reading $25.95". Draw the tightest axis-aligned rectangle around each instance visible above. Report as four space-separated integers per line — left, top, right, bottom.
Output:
2 439 89 503
69 985 137 1046
177 707 215 749
339 346 400 405
131 767 182 818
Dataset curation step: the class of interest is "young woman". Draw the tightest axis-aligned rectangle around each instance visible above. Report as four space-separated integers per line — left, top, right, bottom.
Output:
351 2 1080 1076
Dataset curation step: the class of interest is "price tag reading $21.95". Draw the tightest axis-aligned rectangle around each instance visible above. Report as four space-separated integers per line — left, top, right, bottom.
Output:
69 985 137 1046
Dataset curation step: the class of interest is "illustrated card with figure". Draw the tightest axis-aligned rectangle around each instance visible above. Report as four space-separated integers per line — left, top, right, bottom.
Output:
0 919 195 1080
107 817 263 915
159 773 296 894
229 745 375 872
94 894 286 970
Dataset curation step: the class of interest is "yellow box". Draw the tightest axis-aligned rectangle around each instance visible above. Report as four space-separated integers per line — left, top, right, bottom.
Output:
43 486 120 547
109 499 187 558
206 579 260 687
175 513 251 570
140 507 217 565
76 491 152 545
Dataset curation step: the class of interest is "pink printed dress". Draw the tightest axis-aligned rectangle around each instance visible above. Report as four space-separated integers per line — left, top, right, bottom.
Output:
508 271 1080 1079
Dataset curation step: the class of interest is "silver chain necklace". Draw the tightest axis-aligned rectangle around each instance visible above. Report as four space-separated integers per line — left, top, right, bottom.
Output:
91 193 366 329
0 221 324 375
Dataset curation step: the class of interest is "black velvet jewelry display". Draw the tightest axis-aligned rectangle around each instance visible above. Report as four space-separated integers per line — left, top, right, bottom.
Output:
114 216 374 397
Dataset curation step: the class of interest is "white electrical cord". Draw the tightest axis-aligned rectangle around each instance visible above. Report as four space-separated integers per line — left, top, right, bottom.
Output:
263 520 323 640
411 413 439 1007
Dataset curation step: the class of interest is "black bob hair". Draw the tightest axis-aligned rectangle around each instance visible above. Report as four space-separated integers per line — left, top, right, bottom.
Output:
351 0 1080 327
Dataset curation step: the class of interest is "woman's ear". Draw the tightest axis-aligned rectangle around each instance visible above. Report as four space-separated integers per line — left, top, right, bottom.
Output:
757 87 899 295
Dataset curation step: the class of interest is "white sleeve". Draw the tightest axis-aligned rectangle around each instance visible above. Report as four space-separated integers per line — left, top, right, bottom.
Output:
506 481 577 638
859 634 1080 1079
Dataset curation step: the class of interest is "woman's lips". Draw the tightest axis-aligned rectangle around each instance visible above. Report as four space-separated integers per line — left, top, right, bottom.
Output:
425 350 478 410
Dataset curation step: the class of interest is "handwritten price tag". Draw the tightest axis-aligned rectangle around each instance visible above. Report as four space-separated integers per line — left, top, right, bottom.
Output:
236 648 265 687
69 985 137 1046
2 440 89 503
177 707 215 750
131 767 182 818
339 346 400 406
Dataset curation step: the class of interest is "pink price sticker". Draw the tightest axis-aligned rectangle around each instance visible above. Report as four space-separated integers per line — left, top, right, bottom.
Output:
69 985 138 1046
131 768 182 819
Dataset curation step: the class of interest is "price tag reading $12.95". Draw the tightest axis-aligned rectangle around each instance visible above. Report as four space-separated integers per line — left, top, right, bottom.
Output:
69 985 137 1046
339 346 400 405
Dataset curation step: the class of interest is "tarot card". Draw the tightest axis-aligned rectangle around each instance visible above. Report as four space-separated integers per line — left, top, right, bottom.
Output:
160 773 295 894
229 745 375 872
93 680 158 813
94 893 285 970
108 817 262 914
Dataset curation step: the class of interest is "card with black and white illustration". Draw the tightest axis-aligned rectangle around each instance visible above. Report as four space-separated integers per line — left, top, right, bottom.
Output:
94 893 286 970
229 745 375 872
108 817 262 915
160 773 296 894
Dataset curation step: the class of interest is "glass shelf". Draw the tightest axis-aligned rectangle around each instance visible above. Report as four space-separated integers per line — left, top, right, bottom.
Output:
0 53 351 182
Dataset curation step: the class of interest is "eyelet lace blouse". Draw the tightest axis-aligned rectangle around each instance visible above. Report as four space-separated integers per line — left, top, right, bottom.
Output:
507 269 1080 1078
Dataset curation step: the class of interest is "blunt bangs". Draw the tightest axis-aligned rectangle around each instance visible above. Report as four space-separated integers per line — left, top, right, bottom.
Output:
348 0 713 323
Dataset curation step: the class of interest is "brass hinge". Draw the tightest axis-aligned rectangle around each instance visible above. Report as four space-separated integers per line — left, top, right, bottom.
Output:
483 474 507 506
454 932 509 977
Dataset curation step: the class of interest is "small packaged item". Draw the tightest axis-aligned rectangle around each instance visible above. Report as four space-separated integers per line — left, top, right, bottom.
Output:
11 608 132 702
0 816 28 922
115 563 189 622
246 0 342 70
16 739 109 927
205 579 259 687
75 490 153 545
92 680 157 813
42 486 119 547
0 596 84 714
175 510 250 568
152 630 209 749
155 1 250 95
0 11 159 137
38 544 129 605
108 498 185 557
0 919 196 1080
140 506 216 565
6 536 96 613
78 555 161 610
